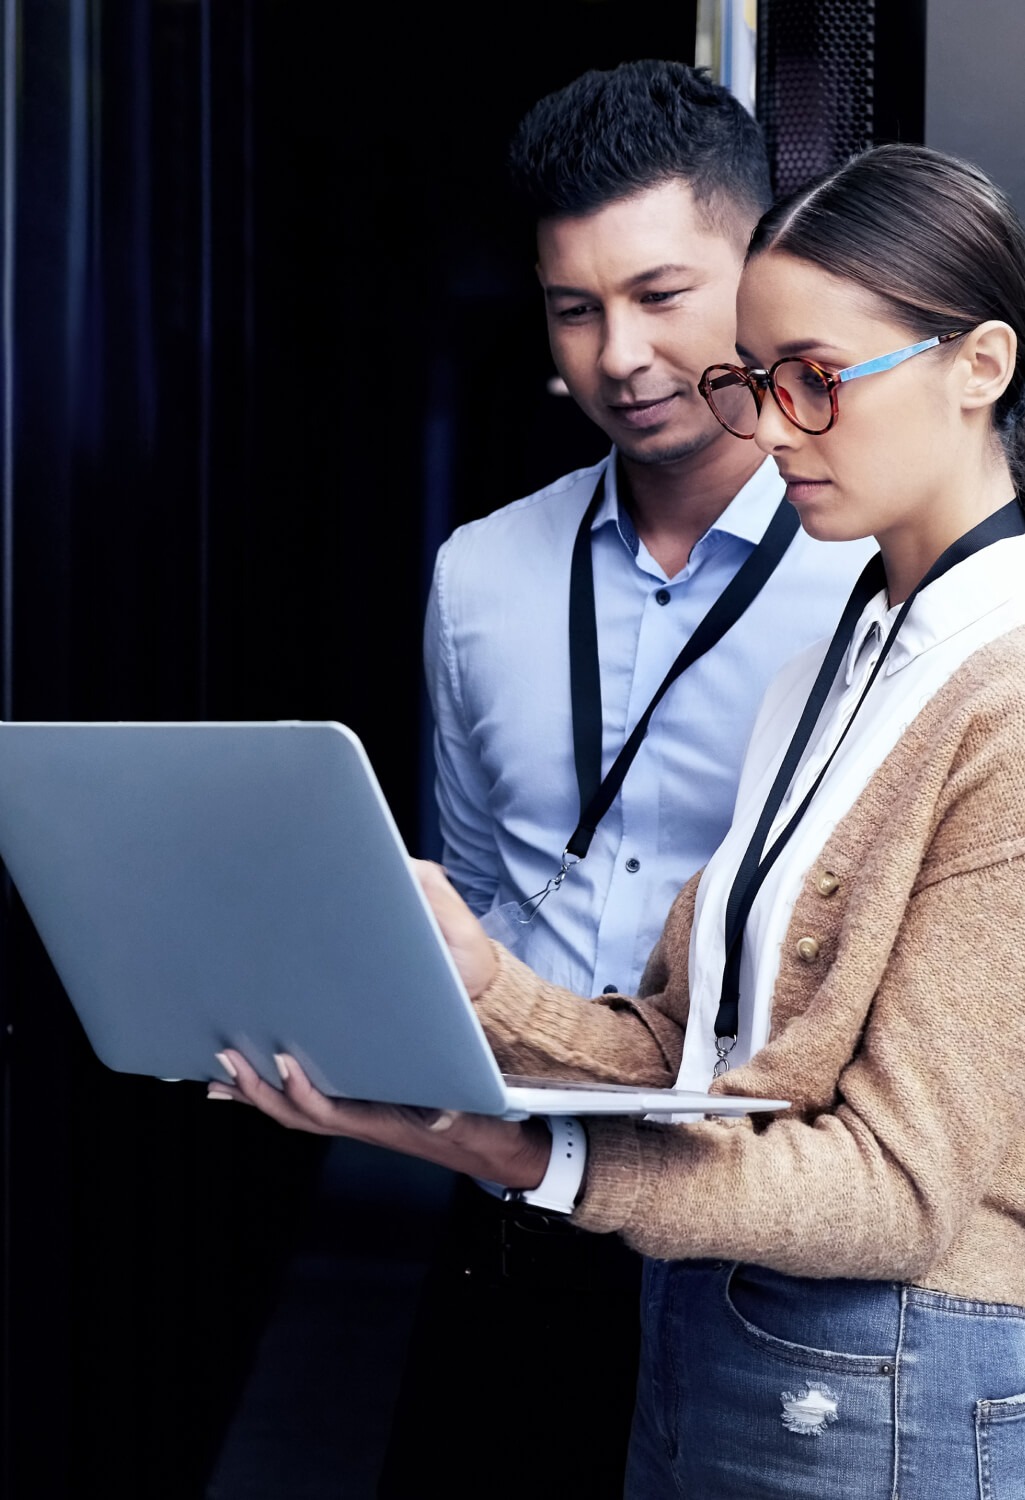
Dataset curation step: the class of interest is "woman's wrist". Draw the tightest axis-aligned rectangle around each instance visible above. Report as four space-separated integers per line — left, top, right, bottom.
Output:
503 1115 587 1213
466 936 501 1000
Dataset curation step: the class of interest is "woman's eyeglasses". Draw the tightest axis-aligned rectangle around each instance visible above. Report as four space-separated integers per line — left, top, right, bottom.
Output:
698 331 966 439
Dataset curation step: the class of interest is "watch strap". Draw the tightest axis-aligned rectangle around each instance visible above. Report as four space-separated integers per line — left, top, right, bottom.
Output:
502 1114 585 1213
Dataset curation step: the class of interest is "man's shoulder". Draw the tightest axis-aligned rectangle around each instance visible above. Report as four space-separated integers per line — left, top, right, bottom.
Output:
441 458 608 557
783 523 878 584
428 458 610 624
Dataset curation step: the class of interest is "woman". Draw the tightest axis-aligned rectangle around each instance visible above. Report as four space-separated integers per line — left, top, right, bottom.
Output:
212 145 1025 1497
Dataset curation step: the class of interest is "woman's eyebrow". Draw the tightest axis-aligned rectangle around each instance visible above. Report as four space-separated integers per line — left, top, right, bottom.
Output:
776 337 847 357
736 337 850 364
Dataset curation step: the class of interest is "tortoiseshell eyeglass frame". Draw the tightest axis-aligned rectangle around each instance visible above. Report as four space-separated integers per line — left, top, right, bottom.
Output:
698 330 967 438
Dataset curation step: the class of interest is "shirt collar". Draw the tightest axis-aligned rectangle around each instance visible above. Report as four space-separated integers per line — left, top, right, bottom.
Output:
703 455 787 545
594 449 785 556
845 532 1025 681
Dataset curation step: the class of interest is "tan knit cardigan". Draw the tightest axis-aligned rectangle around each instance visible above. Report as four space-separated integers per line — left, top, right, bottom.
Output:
474 623 1025 1307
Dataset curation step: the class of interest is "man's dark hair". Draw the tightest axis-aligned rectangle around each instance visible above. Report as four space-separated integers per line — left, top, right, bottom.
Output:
508 58 771 237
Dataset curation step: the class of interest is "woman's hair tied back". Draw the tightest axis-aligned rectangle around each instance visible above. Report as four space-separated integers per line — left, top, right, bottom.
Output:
749 143 1025 490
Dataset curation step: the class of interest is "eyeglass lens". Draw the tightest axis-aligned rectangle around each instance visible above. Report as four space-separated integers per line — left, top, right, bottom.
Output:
703 368 761 437
705 359 834 437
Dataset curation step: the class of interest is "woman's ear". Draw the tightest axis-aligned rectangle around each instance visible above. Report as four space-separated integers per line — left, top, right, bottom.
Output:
958 320 1017 412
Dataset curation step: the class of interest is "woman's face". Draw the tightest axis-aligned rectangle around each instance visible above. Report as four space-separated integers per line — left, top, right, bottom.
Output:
735 250 965 553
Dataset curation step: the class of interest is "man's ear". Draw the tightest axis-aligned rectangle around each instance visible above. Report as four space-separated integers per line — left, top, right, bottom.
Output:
959 320 1017 412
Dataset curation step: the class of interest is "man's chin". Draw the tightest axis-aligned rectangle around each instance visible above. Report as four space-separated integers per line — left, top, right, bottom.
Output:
615 430 716 467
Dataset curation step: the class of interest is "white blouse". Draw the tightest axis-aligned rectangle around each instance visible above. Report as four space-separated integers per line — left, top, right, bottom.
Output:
675 531 1025 1099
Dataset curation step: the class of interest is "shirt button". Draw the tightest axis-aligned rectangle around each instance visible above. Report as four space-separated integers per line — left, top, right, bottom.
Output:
625 857 641 873
796 936 820 962
602 984 618 995
816 870 840 896
655 588 671 606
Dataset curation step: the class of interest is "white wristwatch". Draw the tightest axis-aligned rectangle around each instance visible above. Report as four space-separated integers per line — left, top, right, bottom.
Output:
502 1114 586 1213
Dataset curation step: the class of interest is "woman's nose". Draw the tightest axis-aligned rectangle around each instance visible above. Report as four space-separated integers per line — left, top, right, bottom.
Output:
753 383 798 456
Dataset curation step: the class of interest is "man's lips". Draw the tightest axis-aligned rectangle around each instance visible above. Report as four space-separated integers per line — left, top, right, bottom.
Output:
607 394 678 430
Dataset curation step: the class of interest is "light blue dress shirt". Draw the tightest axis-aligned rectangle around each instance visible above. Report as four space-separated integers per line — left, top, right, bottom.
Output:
424 450 877 999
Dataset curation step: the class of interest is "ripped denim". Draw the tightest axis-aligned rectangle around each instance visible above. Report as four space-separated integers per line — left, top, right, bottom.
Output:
625 1259 1025 1499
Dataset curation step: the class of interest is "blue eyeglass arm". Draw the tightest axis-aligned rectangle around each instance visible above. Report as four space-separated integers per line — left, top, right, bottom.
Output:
837 331 964 385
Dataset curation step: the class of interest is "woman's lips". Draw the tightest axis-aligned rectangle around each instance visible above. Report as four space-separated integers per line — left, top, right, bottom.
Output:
784 478 831 505
609 395 677 430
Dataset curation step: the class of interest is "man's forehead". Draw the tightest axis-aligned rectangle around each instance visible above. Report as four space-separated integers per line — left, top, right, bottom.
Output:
535 180 747 279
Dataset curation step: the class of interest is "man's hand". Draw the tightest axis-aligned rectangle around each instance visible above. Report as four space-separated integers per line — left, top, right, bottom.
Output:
208 1049 551 1191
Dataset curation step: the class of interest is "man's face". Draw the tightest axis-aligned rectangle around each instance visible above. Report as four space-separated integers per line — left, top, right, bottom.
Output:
537 180 748 467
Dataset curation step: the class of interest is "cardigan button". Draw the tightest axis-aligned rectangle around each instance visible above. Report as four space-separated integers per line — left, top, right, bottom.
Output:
796 935 821 962
816 870 840 896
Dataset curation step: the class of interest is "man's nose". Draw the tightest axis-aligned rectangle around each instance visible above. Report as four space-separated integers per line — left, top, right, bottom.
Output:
598 312 652 382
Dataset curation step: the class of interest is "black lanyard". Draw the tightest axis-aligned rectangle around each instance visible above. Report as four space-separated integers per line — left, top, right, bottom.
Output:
567 462 799 860
712 496 1025 1071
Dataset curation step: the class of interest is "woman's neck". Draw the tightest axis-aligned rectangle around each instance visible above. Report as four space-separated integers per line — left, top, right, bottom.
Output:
880 464 1017 605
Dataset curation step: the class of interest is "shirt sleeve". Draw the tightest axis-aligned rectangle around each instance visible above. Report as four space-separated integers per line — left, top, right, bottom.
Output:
423 540 501 916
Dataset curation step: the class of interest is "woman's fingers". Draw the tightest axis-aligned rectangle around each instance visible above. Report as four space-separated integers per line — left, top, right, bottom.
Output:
206 1047 551 1191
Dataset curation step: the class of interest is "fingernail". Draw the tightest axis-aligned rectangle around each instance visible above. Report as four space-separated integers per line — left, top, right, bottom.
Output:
215 1051 238 1080
273 1053 290 1082
207 1087 234 1101
426 1109 458 1133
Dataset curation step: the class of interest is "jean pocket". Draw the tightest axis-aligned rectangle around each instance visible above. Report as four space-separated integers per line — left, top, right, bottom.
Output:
976 1392 1025 1500
654 1265 897 1495
722 1265 896 1375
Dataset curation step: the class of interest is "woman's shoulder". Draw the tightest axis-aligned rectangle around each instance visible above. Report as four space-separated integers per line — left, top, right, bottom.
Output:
934 621 1025 726
895 623 1025 866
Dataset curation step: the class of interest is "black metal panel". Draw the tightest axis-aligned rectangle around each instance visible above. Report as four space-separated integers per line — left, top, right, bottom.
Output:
756 0 926 200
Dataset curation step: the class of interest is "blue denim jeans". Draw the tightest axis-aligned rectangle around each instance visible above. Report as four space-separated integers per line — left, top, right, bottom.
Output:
625 1258 1025 1499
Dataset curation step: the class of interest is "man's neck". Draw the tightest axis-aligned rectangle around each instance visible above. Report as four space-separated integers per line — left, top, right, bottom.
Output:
619 441 766 578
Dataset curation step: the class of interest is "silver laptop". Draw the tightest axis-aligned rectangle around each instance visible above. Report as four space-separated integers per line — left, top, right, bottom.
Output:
0 720 788 1120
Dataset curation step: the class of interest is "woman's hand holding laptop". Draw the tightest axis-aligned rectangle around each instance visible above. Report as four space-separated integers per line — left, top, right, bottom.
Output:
209 1045 552 1189
207 859 551 1191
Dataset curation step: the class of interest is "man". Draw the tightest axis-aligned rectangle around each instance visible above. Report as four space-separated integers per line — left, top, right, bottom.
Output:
378 60 874 1498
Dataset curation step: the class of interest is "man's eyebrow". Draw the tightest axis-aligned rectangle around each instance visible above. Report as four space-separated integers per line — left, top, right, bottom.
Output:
544 284 594 301
544 264 697 301
623 262 696 289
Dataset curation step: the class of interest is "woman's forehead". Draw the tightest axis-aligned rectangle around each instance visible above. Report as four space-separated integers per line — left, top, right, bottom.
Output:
737 251 901 351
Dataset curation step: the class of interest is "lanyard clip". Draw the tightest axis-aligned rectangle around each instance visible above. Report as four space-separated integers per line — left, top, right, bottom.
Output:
517 848 581 923
712 1033 737 1080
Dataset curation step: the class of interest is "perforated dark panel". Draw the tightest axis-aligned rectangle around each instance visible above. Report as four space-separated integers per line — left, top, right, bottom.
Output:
757 0 876 198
